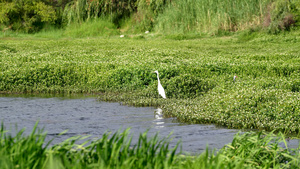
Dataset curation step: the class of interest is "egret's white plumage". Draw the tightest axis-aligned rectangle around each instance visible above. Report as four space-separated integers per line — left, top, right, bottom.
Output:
233 75 237 82
154 70 166 99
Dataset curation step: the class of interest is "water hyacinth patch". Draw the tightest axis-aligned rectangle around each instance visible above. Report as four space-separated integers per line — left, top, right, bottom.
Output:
1 34 300 133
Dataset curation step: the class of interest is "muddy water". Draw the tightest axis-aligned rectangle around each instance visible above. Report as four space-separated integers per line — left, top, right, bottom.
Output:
1 95 297 153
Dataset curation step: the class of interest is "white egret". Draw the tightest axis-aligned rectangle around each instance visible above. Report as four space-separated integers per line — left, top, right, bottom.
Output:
154 70 166 99
233 75 237 82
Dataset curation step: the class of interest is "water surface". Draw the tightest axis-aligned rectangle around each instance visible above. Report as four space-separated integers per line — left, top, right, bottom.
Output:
1 95 296 153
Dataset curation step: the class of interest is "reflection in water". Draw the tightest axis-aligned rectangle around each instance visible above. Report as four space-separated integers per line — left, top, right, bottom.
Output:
154 121 165 129
154 108 165 128
154 108 163 119
0 96 235 153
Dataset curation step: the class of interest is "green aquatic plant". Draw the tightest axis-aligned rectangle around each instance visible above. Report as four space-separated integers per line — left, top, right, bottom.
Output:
1 33 300 133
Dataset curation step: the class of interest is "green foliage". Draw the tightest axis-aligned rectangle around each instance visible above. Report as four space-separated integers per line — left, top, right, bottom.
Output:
0 0 57 33
1 123 300 168
291 0 300 24
0 123 179 169
175 131 300 169
236 29 258 42
61 0 170 32
155 0 270 35
0 122 49 168
0 2 16 23
63 18 119 37
1 33 300 132
107 66 154 90
219 131 300 168
131 0 170 32
1 0 299 34
48 129 178 168
165 74 216 99
154 0 300 35
264 0 299 33
32 25 65 38
62 0 137 27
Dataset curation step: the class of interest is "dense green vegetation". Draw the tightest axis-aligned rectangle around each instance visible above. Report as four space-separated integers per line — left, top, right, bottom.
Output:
1 123 300 169
1 0 300 168
1 0 299 36
155 0 299 34
1 31 299 133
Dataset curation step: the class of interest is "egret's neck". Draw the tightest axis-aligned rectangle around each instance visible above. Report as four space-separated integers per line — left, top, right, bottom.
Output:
156 73 160 82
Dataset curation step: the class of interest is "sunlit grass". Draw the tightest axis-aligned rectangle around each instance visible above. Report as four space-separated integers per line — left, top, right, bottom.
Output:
63 18 120 38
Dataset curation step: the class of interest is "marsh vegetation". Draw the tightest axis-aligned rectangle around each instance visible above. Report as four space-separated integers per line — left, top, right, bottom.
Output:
1 33 300 133
1 33 300 168
1 0 299 36
1 0 300 168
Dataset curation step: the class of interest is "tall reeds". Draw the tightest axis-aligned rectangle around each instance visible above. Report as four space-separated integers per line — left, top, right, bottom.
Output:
155 0 271 34
62 0 136 26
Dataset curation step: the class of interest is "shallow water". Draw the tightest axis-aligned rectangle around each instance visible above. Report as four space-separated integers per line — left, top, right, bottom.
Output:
0 95 298 153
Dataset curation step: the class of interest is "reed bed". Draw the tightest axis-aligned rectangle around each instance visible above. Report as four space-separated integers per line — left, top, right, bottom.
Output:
155 0 269 34
1 0 298 36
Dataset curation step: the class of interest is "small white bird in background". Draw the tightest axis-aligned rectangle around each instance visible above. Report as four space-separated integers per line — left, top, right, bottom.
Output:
233 75 237 82
145 31 149 34
120 35 124 38
154 70 166 99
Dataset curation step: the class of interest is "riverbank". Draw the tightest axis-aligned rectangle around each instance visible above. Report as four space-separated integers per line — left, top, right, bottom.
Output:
1 32 300 133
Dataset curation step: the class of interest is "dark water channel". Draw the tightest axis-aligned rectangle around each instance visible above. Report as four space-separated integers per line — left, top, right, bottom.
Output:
0 95 298 153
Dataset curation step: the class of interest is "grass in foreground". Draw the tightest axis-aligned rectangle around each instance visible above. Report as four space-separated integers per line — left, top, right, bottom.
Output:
0 31 300 133
0 123 300 169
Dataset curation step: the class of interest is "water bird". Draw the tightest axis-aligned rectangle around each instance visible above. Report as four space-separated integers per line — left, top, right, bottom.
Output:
233 75 237 82
120 35 124 38
154 70 166 99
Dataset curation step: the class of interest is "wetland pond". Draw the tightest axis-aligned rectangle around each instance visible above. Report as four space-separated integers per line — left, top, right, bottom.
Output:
0 95 298 153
